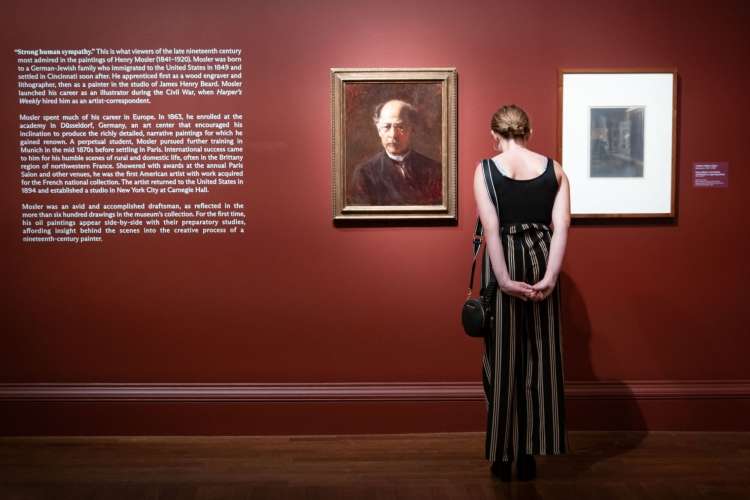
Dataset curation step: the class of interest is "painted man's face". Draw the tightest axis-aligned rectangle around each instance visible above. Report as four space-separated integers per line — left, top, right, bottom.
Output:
376 101 413 156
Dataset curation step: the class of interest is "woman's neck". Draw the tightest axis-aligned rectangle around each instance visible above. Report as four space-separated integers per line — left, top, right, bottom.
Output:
497 137 527 153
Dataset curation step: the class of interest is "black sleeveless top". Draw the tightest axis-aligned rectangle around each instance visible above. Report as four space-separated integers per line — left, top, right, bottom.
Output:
489 157 558 226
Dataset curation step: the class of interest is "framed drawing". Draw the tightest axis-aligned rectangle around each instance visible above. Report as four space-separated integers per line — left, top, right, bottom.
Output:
331 68 457 221
558 69 677 218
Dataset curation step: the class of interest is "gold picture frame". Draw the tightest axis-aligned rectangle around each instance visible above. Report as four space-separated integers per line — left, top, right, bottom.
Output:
331 68 457 221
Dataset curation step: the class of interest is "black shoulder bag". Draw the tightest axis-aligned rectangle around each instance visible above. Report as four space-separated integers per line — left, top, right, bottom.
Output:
461 159 499 338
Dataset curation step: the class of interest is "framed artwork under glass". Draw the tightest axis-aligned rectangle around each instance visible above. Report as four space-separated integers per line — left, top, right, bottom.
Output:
331 68 457 221
558 69 677 218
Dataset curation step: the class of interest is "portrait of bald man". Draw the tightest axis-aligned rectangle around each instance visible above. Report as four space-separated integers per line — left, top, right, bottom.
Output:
348 100 443 206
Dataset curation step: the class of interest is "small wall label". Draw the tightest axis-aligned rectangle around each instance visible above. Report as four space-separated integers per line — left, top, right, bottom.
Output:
693 162 728 188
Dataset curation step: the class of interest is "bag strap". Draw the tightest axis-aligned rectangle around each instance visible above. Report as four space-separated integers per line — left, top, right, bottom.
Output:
467 159 499 295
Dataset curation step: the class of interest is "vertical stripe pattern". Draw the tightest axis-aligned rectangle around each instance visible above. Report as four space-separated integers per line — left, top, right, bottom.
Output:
481 222 568 462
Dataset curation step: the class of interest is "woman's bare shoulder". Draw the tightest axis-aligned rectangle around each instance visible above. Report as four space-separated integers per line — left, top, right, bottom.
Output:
551 159 567 184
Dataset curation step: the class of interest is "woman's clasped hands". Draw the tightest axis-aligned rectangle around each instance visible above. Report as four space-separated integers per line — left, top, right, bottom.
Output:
498 276 555 302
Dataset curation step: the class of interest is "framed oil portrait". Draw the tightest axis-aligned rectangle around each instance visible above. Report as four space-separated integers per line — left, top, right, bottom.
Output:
331 68 457 221
558 69 677 218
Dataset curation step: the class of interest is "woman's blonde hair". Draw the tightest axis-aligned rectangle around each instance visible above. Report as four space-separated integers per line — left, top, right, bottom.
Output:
491 104 531 141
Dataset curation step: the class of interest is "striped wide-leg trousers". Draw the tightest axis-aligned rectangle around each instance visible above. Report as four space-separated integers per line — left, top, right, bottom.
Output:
481 222 568 462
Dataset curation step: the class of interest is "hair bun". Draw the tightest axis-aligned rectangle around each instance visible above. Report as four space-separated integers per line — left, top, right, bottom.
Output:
491 105 531 140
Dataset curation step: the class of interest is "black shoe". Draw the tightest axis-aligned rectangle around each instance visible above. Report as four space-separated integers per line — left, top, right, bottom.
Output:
490 460 512 481
516 454 536 481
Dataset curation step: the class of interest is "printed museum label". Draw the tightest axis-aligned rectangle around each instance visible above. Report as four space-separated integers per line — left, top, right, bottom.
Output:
693 162 728 188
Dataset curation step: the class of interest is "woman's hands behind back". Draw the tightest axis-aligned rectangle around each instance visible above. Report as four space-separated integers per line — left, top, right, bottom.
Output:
498 276 555 302
498 277 536 301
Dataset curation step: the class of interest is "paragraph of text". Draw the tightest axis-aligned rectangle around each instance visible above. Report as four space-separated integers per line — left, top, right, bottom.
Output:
22 202 246 244
20 112 244 195
15 47 242 105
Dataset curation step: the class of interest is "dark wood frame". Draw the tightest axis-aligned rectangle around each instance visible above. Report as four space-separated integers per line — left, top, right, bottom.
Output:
557 68 678 219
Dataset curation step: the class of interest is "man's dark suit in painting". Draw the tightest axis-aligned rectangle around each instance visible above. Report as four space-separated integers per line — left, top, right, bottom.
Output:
348 151 442 205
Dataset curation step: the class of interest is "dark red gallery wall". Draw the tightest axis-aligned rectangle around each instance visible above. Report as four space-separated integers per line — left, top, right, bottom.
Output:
2 0 749 434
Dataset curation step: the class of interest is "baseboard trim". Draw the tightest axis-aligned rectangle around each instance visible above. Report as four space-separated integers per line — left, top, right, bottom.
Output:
1 380 749 403
567 380 750 400
0 382 480 402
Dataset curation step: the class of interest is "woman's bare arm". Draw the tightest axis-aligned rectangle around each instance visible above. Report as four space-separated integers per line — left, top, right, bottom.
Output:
531 161 570 300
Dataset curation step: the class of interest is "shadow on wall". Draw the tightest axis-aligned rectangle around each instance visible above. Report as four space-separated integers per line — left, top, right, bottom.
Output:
561 272 647 475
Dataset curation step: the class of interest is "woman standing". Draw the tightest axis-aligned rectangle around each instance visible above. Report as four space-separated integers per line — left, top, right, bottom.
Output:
473 105 570 481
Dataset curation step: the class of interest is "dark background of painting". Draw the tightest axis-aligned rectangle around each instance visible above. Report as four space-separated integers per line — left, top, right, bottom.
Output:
2 0 750 435
344 81 443 203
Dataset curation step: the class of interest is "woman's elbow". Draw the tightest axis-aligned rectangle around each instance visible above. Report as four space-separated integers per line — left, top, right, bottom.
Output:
483 218 499 235
552 214 570 233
